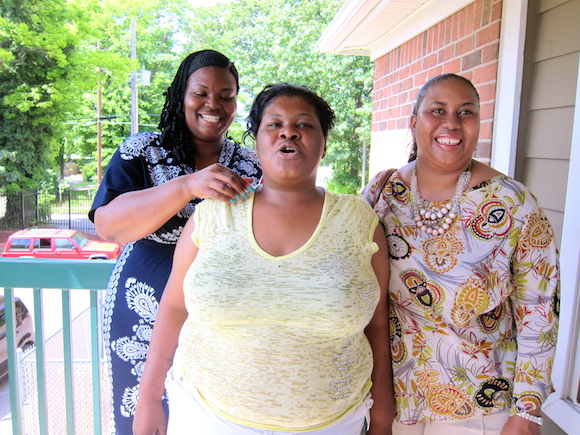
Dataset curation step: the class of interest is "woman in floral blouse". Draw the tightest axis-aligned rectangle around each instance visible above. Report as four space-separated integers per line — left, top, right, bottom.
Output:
363 73 559 434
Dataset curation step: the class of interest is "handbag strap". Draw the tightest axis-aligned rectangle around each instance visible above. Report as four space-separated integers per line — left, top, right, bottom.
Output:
362 168 397 207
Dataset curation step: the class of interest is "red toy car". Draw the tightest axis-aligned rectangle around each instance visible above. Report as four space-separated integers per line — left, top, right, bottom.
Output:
2 228 121 260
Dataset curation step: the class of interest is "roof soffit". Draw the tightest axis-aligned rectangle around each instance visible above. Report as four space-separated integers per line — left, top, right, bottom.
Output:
318 0 475 60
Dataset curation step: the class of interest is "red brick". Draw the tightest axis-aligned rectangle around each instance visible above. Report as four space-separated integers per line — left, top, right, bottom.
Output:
410 59 422 75
482 0 492 26
474 0 483 30
401 103 413 116
453 13 461 42
423 53 437 69
476 21 501 47
375 56 385 76
399 65 411 80
438 45 455 63
465 3 475 34
401 44 409 67
477 82 496 102
482 42 499 63
402 77 413 90
397 118 408 129
388 119 397 130
380 77 389 91
444 19 453 45
435 22 444 50
427 66 443 80
413 71 428 88
443 59 461 74
492 1 502 22
479 120 493 139
462 49 482 70
457 8 466 37
480 101 495 119
413 36 422 59
476 141 492 160
389 54 396 71
391 106 401 118
472 62 498 84
460 70 474 82
377 121 387 132
456 35 475 56
398 92 409 106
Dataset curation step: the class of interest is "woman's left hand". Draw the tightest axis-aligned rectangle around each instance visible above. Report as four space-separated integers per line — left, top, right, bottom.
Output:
500 415 541 435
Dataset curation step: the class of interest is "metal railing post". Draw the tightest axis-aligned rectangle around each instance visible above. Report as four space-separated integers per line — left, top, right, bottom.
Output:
5 289 23 435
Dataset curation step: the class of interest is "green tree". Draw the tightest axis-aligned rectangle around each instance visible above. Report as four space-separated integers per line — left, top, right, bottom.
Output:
61 0 194 181
0 0 131 191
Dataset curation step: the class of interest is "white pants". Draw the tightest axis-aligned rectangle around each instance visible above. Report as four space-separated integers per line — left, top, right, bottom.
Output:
165 363 372 435
392 410 511 435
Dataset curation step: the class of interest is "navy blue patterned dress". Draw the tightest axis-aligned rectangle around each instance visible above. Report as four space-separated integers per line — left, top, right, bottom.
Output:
89 132 262 434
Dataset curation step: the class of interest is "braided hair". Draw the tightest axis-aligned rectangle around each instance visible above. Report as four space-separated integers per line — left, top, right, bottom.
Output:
158 49 239 163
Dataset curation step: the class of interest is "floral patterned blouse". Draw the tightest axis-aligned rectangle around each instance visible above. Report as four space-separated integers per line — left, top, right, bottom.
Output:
363 170 560 424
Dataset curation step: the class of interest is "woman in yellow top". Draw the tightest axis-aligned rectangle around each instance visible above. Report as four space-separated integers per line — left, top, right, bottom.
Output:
134 83 395 434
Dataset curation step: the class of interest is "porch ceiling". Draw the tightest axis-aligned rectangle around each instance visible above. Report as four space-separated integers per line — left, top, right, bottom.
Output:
318 0 474 60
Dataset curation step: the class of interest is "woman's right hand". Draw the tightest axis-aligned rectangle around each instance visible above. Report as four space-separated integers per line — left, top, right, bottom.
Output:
133 398 167 435
94 163 255 243
184 163 254 203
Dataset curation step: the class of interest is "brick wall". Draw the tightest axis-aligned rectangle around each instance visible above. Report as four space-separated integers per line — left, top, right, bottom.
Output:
372 0 502 163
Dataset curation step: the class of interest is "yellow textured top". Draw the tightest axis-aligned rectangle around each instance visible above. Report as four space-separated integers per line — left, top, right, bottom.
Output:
175 189 380 431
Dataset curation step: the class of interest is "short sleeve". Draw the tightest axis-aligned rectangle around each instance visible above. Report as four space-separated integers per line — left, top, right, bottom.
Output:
88 148 149 222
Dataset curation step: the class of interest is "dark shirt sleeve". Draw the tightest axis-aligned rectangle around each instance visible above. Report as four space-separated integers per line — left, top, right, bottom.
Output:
88 149 150 222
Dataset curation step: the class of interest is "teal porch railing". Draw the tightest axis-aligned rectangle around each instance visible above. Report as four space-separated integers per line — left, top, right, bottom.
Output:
1 258 115 435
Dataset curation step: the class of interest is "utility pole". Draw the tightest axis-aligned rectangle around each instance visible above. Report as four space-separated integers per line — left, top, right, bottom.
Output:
130 18 138 135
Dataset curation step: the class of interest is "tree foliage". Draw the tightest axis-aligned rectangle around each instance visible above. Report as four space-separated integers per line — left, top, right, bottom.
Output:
0 0 133 191
1 0 372 194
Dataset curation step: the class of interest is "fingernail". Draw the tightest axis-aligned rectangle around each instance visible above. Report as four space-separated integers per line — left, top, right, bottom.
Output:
236 194 241 199
243 192 248 198
231 199 237 203
248 186 256 193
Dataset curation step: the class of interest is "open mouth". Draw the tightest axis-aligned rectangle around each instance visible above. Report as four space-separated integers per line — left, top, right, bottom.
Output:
280 146 296 154
436 137 461 145
200 114 221 123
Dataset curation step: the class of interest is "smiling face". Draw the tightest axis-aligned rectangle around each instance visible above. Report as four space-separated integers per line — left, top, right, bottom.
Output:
411 76 480 173
183 66 237 148
256 95 326 187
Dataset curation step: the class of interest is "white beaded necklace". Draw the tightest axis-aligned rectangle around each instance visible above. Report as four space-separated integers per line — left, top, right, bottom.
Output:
410 162 472 236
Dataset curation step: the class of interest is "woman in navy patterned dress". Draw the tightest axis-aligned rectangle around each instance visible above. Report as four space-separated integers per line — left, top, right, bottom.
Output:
89 49 262 434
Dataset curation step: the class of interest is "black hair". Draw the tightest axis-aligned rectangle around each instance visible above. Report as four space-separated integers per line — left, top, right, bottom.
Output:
408 73 480 162
244 83 336 143
158 49 239 162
